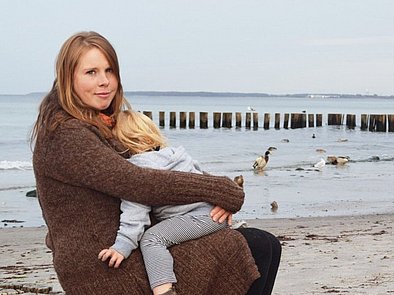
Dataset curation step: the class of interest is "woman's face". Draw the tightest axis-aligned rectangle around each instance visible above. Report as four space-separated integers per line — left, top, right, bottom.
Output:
73 47 118 111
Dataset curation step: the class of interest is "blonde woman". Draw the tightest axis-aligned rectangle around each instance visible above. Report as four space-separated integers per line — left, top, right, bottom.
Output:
31 31 280 295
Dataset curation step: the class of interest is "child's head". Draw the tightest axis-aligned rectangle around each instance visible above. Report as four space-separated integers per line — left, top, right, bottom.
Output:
113 110 167 154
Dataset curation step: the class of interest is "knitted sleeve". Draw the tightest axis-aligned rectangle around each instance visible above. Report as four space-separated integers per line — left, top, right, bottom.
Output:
41 120 245 213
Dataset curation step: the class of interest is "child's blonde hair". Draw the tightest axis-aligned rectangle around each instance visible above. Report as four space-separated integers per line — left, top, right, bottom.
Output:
113 110 167 154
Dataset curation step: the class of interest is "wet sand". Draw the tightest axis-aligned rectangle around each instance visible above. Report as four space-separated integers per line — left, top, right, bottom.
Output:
1 213 393 294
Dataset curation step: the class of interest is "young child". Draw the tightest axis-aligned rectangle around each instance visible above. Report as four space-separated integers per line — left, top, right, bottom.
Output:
99 110 233 295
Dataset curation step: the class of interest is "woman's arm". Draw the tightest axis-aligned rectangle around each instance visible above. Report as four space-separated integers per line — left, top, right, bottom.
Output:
42 120 244 212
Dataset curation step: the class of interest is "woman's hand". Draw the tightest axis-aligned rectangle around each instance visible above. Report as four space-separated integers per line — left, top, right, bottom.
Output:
98 248 125 268
210 206 233 225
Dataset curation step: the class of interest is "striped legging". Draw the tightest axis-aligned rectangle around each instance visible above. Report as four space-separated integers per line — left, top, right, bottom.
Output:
140 214 227 289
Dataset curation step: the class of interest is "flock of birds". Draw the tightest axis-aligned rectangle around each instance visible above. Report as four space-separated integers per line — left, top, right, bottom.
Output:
250 140 351 213
252 141 350 172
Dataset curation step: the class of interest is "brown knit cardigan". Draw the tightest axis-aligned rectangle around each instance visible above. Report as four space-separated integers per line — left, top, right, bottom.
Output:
33 114 260 295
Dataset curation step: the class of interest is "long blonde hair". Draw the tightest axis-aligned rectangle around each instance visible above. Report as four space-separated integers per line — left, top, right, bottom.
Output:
31 31 130 145
113 110 167 154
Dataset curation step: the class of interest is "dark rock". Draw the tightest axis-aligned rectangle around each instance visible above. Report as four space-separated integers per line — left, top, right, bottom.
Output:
26 189 38 198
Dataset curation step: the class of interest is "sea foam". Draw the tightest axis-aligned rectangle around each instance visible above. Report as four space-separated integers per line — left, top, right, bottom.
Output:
0 160 32 170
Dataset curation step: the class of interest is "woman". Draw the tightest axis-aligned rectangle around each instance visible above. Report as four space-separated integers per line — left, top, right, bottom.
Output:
31 31 280 295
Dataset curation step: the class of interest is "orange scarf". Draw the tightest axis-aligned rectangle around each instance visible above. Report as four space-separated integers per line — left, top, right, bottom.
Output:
99 113 115 128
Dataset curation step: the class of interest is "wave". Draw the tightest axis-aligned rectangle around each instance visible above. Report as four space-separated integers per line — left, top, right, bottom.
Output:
0 185 35 192
0 160 33 170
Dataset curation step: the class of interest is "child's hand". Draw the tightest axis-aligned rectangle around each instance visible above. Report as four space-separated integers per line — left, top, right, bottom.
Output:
98 248 125 268
210 206 233 225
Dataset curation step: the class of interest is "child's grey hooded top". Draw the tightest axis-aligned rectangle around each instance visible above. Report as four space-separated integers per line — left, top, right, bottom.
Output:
111 146 213 258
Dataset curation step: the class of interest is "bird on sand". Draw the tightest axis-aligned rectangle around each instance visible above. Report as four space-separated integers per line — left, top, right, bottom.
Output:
253 150 270 171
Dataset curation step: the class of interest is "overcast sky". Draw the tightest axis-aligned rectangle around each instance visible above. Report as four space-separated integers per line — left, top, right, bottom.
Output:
1 0 394 95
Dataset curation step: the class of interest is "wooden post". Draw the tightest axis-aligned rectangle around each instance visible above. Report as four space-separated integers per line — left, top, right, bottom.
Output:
274 113 280 129
301 113 307 128
222 112 232 128
236 112 242 128
252 112 258 130
264 113 270 130
368 114 387 132
291 113 306 129
200 112 208 129
308 114 314 128
346 114 356 129
328 113 344 125
376 114 387 132
290 113 298 129
290 114 297 129
369 115 376 131
283 113 289 129
189 112 195 129
170 112 176 128
179 112 187 129
245 112 251 129
316 114 322 127
159 111 165 127
143 111 152 120
388 114 394 132
213 112 221 128
361 114 368 130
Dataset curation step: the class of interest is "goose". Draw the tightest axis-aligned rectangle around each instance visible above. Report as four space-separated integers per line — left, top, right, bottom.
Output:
253 150 270 171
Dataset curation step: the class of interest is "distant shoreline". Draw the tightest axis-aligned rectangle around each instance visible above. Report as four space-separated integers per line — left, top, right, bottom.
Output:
1 91 394 99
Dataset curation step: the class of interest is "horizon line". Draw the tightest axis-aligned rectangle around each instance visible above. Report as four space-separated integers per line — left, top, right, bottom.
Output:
1 90 393 98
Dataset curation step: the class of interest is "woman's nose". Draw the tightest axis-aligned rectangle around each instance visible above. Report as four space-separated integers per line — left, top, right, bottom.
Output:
98 73 110 86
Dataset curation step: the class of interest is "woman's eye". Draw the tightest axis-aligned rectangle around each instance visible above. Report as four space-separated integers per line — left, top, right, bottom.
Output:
106 68 114 73
86 70 96 75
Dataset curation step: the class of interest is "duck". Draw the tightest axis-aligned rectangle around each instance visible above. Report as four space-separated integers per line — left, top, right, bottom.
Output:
253 150 270 171
315 148 326 153
270 201 279 212
336 156 349 165
326 156 349 165
233 175 244 188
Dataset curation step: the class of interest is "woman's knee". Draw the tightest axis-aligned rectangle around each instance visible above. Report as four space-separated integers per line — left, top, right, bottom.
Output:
236 227 281 265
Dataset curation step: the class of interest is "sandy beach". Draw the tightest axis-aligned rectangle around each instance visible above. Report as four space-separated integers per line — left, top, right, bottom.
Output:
1 213 393 295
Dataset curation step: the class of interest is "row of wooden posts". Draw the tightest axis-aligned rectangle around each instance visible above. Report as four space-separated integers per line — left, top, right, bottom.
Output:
141 111 394 132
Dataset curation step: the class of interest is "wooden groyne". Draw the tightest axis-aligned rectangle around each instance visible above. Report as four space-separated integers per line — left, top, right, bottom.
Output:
142 111 394 132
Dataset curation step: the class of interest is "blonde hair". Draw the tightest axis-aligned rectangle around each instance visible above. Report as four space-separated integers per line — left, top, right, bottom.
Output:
31 31 130 145
113 110 167 154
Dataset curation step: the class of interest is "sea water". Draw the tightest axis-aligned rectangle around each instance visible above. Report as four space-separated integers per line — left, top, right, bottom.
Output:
1 93 394 227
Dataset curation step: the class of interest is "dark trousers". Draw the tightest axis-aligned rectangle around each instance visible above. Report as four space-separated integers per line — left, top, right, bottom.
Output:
236 228 281 295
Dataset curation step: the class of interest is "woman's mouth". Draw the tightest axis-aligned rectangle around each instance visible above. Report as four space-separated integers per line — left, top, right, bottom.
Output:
95 91 112 98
